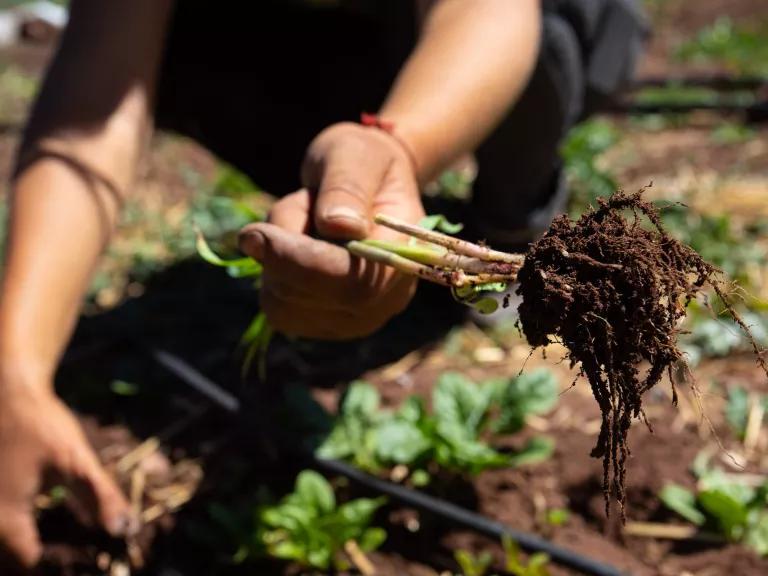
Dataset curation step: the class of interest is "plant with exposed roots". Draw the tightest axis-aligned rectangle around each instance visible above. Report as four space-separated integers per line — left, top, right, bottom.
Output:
353 189 768 517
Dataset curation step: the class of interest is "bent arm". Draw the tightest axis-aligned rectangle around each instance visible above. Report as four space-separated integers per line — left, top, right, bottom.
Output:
0 0 174 385
381 0 541 182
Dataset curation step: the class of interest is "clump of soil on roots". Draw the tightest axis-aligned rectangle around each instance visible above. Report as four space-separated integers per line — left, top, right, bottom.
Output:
516 189 767 519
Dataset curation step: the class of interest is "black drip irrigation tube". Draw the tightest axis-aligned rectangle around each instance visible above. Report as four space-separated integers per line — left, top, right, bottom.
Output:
314 457 625 576
608 74 768 121
151 348 628 576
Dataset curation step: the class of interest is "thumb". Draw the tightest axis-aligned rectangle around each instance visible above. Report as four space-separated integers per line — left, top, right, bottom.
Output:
310 138 391 240
0 506 42 569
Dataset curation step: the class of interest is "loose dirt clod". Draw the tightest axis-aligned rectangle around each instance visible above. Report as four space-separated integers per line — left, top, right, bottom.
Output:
516 189 767 519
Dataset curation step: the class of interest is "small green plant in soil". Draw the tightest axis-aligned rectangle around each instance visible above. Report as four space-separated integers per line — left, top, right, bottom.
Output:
453 536 551 576
454 549 493 576
676 17 768 76
502 536 551 576
660 454 768 555
560 118 619 217
317 369 558 481
242 471 387 571
660 205 767 286
543 508 570 527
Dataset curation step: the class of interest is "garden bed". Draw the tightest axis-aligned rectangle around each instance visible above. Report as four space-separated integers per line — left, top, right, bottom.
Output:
2 0 768 574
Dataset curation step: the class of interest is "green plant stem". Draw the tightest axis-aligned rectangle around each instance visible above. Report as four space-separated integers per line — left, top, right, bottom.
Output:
374 213 524 264
363 239 519 276
347 241 453 286
348 241 520 287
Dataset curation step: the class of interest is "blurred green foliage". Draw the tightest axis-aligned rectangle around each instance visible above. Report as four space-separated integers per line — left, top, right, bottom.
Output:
231 470 387 571
317 370 558 480
660 205 767 284
660 454 768 555
561 119 619 216
635 84 756 108
676 18 768 76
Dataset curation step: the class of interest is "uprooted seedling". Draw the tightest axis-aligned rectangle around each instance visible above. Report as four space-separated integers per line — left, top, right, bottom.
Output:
355 189 768 518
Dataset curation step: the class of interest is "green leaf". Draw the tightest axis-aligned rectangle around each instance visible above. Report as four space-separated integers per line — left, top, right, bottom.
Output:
214 162 261 197
359 527 387 552
306 545 332 570
295 471 336 514
544 508 570 526
437 435 509 474
434 372 491 435
316 382 383 471
699 470 756 506
342 381 380 420
492 369 558 434
502 535 524 572
316 425 354 460
270 538 306 563
745 511 768 556
472 297 499 315
528 553 552 576
660 484 706 525
508 436 555 467
452 282 507 315
397 396 427 423
501 534 551 576
698 489 749 539
375 419 431 465
195 230 262 278
240 312 272 378
455 549 493 576
336 497 386 528
261 502 312 531
410 469 431 487
419 214 464 234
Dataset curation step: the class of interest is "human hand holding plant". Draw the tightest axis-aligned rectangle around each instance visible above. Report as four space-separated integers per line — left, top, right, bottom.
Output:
0 374 134 570
238 122 425 340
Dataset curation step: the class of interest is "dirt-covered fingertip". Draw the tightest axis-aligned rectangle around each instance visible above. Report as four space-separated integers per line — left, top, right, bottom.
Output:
238 224 267 261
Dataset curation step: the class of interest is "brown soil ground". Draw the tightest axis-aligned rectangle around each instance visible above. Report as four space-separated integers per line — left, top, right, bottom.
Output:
1 1 768 575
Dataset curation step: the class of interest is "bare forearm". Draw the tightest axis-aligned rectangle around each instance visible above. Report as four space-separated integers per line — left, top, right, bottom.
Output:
381 0 541 181
0 160 123 381
0 0 173 383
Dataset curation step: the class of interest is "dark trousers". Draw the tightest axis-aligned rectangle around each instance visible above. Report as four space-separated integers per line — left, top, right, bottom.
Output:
155 1 646 247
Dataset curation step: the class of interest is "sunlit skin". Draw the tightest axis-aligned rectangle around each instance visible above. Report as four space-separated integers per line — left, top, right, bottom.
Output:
0 0 541 568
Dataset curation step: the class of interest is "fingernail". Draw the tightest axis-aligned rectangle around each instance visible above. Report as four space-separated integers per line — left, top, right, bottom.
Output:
323 206 366 229
238 228 266 261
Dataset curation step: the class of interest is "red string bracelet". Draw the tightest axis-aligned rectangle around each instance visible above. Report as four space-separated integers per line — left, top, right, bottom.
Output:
360 112 419 175
360 112 395 132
